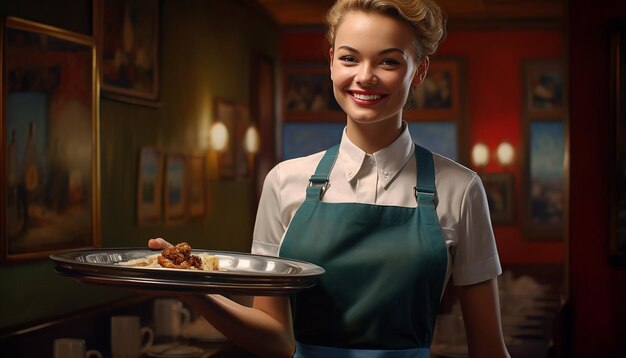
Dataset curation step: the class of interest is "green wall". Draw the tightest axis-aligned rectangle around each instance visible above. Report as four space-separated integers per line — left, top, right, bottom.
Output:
0 0 279 330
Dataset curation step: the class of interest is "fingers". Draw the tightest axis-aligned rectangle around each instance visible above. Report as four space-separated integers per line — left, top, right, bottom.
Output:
148 237 173 250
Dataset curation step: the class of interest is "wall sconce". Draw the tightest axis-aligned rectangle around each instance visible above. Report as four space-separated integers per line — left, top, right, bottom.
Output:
496 140 515 166
244 125 260 174
471 140 516 169
471 142 490 168
209 121 229 151
243 125 260 154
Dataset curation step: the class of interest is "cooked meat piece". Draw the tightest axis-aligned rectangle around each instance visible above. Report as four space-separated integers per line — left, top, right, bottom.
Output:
158 242 203 270
186 254 203 269
174 242 192 256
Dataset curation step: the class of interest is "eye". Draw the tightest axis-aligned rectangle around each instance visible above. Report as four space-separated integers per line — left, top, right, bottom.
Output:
381 59 401 66
338 55 358 63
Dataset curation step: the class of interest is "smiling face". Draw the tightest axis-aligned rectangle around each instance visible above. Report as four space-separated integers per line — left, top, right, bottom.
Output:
330 10 426 128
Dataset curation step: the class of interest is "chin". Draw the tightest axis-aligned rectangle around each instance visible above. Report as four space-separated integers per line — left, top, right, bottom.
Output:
347 113 399 126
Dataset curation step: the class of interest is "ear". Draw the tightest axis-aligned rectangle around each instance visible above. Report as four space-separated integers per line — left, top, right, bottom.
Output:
329 47 335 81
412 57 430 86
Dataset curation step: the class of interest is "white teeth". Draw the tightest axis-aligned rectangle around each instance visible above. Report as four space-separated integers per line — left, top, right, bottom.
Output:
353 93 381 101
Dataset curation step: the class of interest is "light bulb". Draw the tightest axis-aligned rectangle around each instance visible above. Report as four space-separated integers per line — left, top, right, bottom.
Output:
471 142 490 168
244 126 260 154
210 122 229 151
496 141 515 166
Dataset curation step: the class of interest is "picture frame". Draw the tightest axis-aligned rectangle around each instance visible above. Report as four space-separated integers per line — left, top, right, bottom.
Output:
250 52 276 203
164 153 187 224
523 119 566 240
521 59 567 241
136 147 163 226
282 63 343 122
1 17 99 261
522 60 565 119
610 22 626 265
480 172 515 225
405 56 466 121
187 154 206 218
235 104 252 179
99 0 160 106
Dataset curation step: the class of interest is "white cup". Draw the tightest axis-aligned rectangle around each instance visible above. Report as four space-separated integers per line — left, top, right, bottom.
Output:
153 298 191 341
53 338 102 358
110 315 154 358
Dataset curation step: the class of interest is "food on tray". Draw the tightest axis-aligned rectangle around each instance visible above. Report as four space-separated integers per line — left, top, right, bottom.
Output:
116 242 219 270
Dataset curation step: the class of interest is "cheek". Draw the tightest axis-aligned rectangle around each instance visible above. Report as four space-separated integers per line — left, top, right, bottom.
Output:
331 67 353 87
386 73 413 97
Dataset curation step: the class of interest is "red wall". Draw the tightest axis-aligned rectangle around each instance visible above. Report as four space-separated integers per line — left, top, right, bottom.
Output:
438 29 565 264
281 27 565 265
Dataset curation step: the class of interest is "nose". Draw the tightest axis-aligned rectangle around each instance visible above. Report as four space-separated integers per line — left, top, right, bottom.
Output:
356 63 377 85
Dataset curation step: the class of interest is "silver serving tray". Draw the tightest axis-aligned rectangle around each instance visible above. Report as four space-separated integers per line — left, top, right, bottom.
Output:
50 248 325 295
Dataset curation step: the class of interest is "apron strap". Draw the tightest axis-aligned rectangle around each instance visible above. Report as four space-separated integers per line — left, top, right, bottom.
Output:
414 144 438 207
306 144 340 200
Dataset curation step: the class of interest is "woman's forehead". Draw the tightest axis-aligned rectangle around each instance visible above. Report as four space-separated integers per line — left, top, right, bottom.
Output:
334 11 415 53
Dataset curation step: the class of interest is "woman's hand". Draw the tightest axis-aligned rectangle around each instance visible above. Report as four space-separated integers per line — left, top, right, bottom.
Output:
148 237 173 250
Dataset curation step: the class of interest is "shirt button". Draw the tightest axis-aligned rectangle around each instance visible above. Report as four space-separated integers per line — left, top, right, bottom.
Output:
383 170 389 177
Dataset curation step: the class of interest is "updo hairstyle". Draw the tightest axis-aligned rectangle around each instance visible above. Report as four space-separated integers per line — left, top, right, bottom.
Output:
325 0 447 61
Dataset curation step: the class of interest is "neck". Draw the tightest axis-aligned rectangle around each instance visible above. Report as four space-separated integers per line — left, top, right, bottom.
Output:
345 117 404 154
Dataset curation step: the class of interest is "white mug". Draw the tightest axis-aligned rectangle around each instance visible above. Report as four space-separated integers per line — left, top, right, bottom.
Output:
153 298 191 341
110 315 154 358
53 338 102 358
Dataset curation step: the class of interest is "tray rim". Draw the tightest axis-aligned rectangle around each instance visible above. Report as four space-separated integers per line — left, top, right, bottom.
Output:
49 247 325 295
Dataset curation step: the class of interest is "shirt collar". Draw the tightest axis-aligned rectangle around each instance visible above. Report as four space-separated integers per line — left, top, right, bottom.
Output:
338 122 414 188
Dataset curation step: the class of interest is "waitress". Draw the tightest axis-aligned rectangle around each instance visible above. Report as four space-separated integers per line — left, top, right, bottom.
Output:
150 0 510 357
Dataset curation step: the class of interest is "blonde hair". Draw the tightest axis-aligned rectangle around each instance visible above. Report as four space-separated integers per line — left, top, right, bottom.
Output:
326 0 447 60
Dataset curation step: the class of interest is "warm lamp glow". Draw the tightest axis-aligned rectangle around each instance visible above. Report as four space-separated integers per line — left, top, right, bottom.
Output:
210 122 229 151
471 142 490 168
244 126 260 154
496 141 515 166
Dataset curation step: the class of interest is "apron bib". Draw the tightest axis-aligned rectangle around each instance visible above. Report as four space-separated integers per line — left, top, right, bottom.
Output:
279 144 448 357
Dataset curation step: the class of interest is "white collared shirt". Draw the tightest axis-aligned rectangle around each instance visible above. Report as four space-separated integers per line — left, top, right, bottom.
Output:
252 124 502 286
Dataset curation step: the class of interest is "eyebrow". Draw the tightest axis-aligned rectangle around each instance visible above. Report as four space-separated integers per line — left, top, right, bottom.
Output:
336 45 406 56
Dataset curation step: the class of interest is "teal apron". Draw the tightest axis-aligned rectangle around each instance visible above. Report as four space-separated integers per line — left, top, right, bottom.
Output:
279 144 448 357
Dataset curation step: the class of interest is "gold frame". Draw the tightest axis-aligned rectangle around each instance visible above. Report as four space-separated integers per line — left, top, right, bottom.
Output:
98 0 160 106
1 17 100 261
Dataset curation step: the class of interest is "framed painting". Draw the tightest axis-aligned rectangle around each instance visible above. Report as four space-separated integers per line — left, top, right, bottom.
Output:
136 147 162 226
524 119 565 240
1 17 99 261
405 56 466 121
99 0 160 105
164 153 187 224
187 154 206 218
610 22 626 265
282 63 343 122
523 60 565 119
481 172 515 225
408 121 458 162
282 123 345 160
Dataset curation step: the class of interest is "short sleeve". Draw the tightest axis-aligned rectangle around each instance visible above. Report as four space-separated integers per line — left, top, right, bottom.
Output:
451 174 502 286
251 166 284 257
